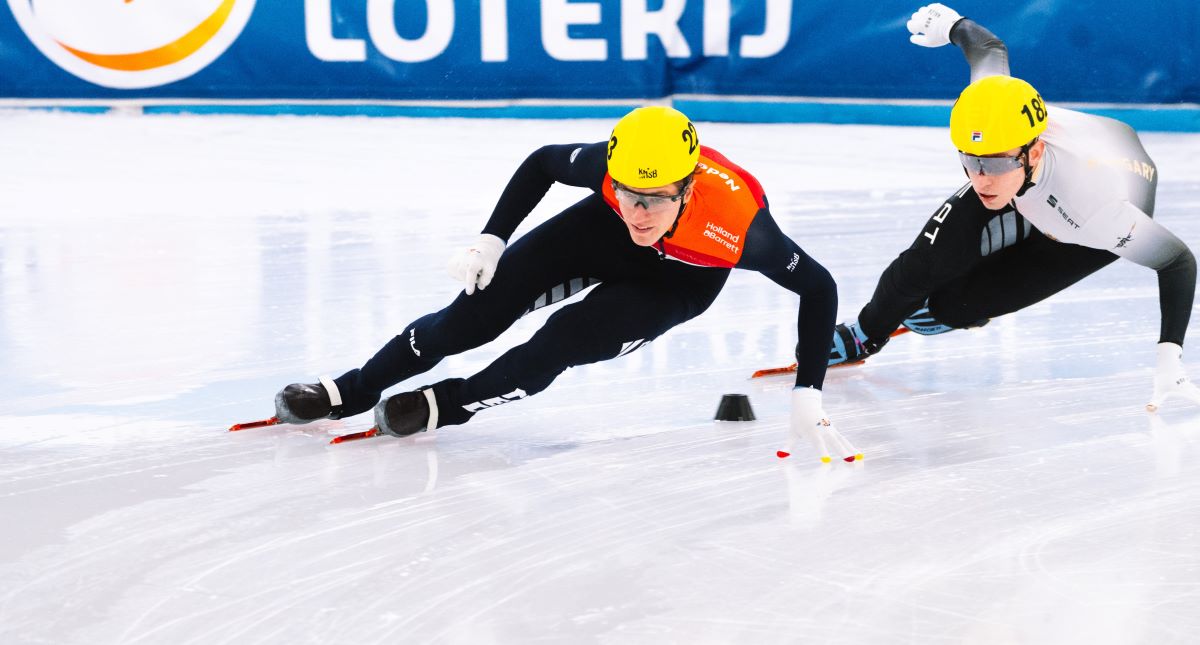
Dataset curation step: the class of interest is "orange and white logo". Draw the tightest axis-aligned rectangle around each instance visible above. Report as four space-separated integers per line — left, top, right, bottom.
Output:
8 0 255 89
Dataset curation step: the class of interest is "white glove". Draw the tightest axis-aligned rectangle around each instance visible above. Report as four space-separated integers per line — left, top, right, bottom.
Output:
447 234 505 295
907 3 963 48
1147 342 1200 411
778 387 861 463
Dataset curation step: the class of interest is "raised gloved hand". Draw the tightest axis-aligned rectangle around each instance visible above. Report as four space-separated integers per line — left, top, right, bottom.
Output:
447 234 505 295
828 320 889 367
907 3 963 48
1147 342 1200 412
779 387 861 463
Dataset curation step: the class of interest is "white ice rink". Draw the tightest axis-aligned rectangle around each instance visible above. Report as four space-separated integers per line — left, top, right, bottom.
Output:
2 111 1199 644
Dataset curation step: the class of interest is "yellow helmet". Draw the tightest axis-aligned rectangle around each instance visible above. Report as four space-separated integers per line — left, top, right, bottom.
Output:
607 106 700 188
950 75 1048 155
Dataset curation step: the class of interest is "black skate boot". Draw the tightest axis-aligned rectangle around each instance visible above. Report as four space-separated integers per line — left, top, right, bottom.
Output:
373 389 437 437
274 376 344 424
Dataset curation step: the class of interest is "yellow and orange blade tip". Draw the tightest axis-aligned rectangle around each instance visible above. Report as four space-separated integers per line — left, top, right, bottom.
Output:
776 452 863 462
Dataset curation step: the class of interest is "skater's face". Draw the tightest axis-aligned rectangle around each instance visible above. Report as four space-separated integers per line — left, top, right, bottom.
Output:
613 177 694 246
961 139 1045 210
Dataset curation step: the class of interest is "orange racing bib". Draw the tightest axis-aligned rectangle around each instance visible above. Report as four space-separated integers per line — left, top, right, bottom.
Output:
601 146 766 268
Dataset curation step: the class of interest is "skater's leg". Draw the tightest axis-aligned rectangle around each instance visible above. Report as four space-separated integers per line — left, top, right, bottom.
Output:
927 230 1118 328
377 266 730 432
856 185 1029 341
312 195 650 420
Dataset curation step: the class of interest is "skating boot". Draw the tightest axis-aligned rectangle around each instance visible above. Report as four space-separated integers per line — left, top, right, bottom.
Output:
274 376 344 424
373 389 438 437
828 321 890 367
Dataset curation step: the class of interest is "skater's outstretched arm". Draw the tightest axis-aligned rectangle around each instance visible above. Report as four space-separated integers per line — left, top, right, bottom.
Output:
451 142 610 294
740 210 859 463
481 142 609 242
908 4 1010 81
1098 201 1197 346
740 210 837 390
1099 201 1200 410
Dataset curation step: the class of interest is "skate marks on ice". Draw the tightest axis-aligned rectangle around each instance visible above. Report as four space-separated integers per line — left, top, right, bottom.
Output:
0 416 774 642
4 376 1198 643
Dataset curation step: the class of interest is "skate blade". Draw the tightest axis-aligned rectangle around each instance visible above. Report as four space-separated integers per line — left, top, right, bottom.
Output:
330 427 382 444
751 363 797 379
229 416 280 432
754 327 912 378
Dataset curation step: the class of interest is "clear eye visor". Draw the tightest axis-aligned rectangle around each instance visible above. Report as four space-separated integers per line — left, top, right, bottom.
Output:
958 151 1025 176
611 177 690 212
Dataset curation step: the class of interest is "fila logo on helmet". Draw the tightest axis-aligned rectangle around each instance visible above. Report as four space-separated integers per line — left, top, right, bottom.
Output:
8 0 256 89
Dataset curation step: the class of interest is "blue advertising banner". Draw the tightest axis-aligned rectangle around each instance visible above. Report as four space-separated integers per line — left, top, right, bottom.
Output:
1 1 1197 116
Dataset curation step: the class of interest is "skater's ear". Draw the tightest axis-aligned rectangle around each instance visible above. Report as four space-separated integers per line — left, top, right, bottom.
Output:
676 171 697 200
1027 139 1046 166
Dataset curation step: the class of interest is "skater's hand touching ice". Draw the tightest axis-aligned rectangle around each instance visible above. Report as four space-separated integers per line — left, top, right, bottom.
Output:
779 388 861 463
1147 343 1200 412
448 234 505 295
907 3 963 48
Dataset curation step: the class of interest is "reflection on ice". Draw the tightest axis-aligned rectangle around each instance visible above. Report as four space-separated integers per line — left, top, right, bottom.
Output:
783 461 857 527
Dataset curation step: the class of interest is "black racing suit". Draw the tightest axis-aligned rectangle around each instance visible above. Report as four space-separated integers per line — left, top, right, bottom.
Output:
856 19 1195 349
330 141 837 427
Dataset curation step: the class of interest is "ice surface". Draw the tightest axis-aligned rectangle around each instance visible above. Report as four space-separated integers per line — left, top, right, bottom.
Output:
1 111 1199 644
